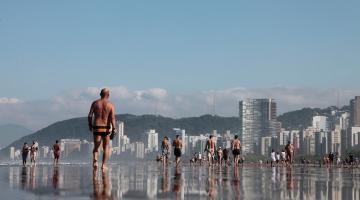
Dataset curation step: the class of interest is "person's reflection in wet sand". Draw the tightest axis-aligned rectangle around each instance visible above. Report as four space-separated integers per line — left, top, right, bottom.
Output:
161 165 170 194
52 166 59 190
29 166 36 189
232 166 241 200
92 169 113 200
21 166 28 190
206 166 217 198
286 167 294 190
172 166 182 196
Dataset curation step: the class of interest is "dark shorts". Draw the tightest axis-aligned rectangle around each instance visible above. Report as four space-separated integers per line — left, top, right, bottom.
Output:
93 132 111 137
54 153 60 159
22 154 27 161
174 148 182 157
233 149 241 156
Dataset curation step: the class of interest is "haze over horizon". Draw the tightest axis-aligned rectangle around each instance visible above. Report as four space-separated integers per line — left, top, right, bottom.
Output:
1 1 360 130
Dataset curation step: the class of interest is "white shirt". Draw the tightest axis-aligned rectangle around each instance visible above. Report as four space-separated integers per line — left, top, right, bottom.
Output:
281 152 286 159
271 152 276 161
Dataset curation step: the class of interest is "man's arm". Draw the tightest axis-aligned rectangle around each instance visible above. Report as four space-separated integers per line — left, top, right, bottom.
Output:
88 102 95 132
204 141 208 152
110 104 116 132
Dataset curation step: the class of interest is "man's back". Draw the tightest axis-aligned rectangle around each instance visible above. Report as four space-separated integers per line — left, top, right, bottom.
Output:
173 139 182 149
92 99 114 126
233 139 241 149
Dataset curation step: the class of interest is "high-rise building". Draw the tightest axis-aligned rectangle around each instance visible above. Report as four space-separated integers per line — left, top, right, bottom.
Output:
40 146 50 159
10 147 15 160
312 116 329 132
145 129 158 152
315 131 328 156
135 142 145 159
351 127 360 147
113 121 125 148
350 96 360 127
328 129 341 155
239 98 281 154
60 139 81 157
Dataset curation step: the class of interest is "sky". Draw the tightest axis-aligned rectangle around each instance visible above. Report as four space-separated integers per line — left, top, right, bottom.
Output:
0 1 360 130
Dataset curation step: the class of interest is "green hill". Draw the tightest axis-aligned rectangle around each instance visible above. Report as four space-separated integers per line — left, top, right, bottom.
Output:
1 105 349 160
0 114 240 160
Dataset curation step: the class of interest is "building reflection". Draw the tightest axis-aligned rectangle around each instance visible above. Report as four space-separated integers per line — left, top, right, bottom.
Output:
6 165 360 199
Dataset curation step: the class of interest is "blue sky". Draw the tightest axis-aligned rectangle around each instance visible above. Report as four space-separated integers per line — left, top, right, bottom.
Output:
1 1 359 100
0 1 360 129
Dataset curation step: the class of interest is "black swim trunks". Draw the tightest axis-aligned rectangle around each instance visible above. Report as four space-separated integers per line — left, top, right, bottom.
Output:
174 148 182 157
93 132 111 136
93 125 111 137
232 149 241 156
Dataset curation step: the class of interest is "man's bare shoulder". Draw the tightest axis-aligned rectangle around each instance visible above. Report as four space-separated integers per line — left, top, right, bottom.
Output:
92 99 101 106
103 100 114 108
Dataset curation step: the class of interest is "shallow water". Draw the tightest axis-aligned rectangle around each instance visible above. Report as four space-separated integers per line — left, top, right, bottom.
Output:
1 162 360 199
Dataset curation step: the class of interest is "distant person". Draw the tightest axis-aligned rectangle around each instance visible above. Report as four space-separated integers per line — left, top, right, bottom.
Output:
270 149 276 167
172 135 182 166
53 140 61 165
223 148 229 166
30 141 38 166
21 142 30 166
285 141 294 165
217 147 223 165
161 136 171 165
329 152 334 165
205 135 216 166
197 152 203 165
281 149 286 164
232 135 241 166
276 152 280 164
88 88 116 170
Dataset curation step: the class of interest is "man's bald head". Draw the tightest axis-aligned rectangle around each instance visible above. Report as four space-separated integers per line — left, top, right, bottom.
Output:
100 88 110 98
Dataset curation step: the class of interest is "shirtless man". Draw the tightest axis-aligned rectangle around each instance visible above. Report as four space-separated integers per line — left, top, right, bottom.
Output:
205 135 216 166
172 135 182 166
53 140 61 165
161 136 171 165
285 141 294 165
30 141 38 166
88 88 116 170
232 135 241 166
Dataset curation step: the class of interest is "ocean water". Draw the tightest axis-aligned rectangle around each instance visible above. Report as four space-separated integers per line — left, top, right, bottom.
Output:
1 162 360 199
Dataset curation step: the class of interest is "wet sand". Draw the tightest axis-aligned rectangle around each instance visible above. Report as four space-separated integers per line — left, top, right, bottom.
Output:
1 162 360 199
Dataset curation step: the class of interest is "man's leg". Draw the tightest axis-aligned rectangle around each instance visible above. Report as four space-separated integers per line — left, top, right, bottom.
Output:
93 135 102 168
102 135 110 170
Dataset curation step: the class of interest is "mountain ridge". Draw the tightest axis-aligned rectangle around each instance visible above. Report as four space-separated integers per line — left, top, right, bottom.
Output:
0 106 349 160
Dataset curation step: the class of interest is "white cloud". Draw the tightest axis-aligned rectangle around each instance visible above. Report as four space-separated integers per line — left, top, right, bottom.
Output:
0 86 359 130
0 97 21 104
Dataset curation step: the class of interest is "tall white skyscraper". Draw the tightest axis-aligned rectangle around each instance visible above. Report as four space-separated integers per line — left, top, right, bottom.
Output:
145 129 159 152
312 116 329 132
113 121 124 148
10 147 15 160
239 98 281 154
135 142 145 159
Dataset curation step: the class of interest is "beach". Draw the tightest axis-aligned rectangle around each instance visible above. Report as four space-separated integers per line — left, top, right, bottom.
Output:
0 162 360 199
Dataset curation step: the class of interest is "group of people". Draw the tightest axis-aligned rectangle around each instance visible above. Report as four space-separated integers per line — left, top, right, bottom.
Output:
20 140 61 166
203 135 242 166
21 141 38 166
158 133 243 167
269 141 294 167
